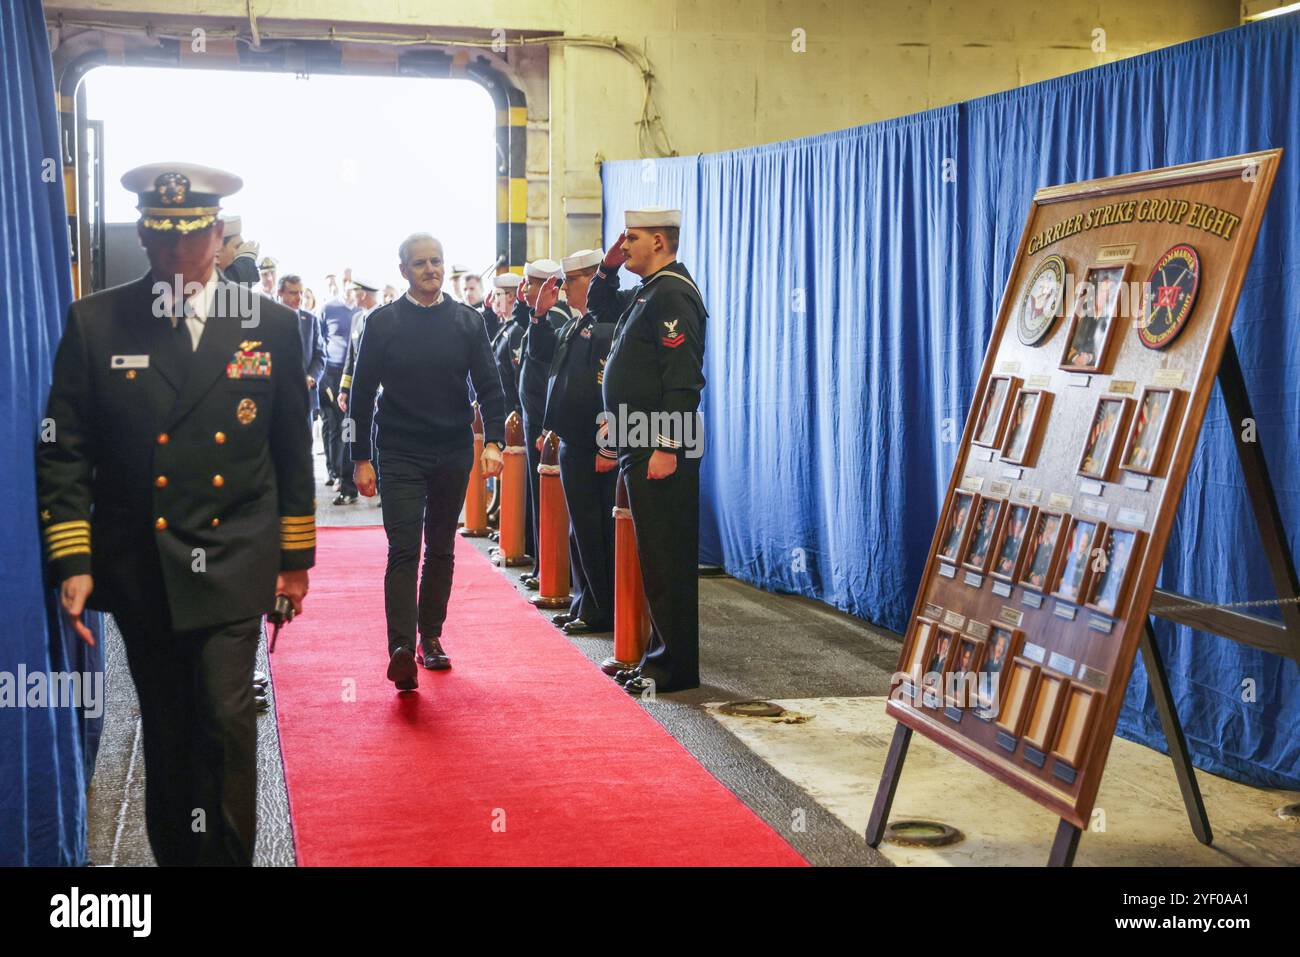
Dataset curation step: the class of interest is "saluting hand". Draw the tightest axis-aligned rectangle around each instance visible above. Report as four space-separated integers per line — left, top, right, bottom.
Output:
60 574 96 646
647 449 678 480
603 233 628 270
532 275 561 316
354 460 377 497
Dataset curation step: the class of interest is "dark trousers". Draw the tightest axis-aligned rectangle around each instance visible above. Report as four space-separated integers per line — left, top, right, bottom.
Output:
623 453 700 691
114 600 261 866
522 411 543 571
320 364 345 481
377 444 474 653
559 441 616 627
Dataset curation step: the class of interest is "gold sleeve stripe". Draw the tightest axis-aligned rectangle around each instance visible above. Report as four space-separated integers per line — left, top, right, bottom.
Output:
44 520 91 535
339 374 353 389
280 516 316 525
281 532 317 542
281 540 315 551
48 544 92 560
45 529 92 545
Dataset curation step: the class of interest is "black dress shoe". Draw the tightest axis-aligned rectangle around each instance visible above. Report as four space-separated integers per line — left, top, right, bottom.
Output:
521 576 539 591
255 694 270 712
552 613 577 627
417 637 451 671
253 670 268 685
624 675 655 696
333 493 358 506
563 619 611 635
614 668 640 686
387 647 418 690
324 477 336 487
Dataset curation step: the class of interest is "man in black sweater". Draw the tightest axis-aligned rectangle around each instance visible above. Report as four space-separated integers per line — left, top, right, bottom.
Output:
347 233 506 690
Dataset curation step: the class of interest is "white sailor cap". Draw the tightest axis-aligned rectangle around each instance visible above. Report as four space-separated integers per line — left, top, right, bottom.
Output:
258 257 278 271
624 206 681 229
121 162 242 233
351 276 380 293
524 259 563 280
561 249 602 273
492 273 524 289
219 213 242 236
450 263 469 277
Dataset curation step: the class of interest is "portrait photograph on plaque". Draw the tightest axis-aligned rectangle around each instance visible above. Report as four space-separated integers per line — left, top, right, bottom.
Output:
990 504 1035 583
961 498 1004 573
948 636 986 708
1085 527 1144 617
1051 518 1105 604
999 389 1050 466
1016 254 1067 346
973 375 1020 448
995 657 1040 739
978 625 1023 714
1018 510 1068 592
1050 684 1103 769
938 492 977 564
1120 387 1180 476
1077 395 1133 481
1138 244 1201 350
1060 264 1128 373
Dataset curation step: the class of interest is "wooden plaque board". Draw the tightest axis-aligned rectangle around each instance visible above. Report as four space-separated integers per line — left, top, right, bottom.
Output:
887 151 1281 828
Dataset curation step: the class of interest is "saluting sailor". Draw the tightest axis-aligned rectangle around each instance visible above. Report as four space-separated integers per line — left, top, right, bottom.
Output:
589 207 707 695
35 163 315 865
527 248 617 634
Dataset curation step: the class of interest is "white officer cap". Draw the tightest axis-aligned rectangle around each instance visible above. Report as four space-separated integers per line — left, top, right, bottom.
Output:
122 162 243 233
351 276 380 293
524 259 563 280
492 273 524 289
219 213 242 236
561 249 602 274
624 206 681 229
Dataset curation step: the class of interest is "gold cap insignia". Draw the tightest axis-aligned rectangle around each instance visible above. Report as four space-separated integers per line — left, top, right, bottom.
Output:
239 340 262 352
236 398 258 425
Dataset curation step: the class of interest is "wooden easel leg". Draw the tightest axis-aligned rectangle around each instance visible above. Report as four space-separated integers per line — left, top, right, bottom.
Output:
865 723 912 847
1048 819 1081 867
1141 618 1213 846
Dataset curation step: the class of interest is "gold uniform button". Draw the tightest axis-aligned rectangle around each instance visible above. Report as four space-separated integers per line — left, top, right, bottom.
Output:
157 432 169 445
212 475 225 488
214 431 227 444
155 517 168 531
155 475 168 488
125 369 137 380
210 518 221 528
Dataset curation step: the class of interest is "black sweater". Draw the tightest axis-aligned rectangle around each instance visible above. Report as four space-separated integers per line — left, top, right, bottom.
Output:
347 294 506 460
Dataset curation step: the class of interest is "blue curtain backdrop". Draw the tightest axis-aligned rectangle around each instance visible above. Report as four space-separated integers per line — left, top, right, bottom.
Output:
602 14 1300 789
0 0 101 865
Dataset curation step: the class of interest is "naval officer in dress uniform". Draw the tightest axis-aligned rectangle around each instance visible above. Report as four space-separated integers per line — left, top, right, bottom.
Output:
527 249 617 633
36 163 315 865
589 207 707 695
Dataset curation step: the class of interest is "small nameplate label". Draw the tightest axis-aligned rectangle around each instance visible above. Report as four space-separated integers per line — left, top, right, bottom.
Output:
967 621 991 640
942 610 967 630
1153 368 1186 387
1088 614 1114 634
1081 498 1109 520
1107 379 1136 395
960 475 984 492
1096 242 1138 263
964 572 984 589
972 446 995 462
996 730 1018 752
1078 479 1104 497
1048 493 1074 510
1052 760 1078 785
1048 652 1076 674
1021 590 1043 608
1078 665 1108 690
1001 466 1024 481
997 606 1024 628
988 480 1013 498
938 563 957 579
998 360 1022 374
1115 507 1147 528
1023 746 1046 769
1068 374 1092 388
943 706 963 724
1026 374 1053 389
923 603 944 620
992 580 1013 598
1023 642 1046 664
1122 474 1152 492
1053 603 1078 621
1015 486 1043 504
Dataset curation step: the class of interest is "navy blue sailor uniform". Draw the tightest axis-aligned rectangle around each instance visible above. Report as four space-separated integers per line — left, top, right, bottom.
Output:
36 269 315 865
590 260 707 692
531 304 617 627
519 298 573 577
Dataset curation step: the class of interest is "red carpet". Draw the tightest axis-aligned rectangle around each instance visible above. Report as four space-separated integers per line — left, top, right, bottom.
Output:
270 526 807 866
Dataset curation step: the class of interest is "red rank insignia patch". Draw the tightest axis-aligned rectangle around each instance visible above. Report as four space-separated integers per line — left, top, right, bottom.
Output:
661 319 685 348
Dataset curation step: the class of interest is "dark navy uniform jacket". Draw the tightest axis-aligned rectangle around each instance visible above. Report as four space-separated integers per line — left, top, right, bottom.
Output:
35 273 316 631
530 307 615 451
516 299 572 425
491 311 526 419
590 261 707 462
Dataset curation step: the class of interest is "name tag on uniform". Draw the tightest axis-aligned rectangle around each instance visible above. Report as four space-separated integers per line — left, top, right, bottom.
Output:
226 350 272 378
111 355 149 369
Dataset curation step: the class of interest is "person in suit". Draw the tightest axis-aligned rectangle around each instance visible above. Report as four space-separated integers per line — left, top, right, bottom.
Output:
278 274 326 426
335 277 382 505
36 163 314 866
527 249 617 634
590 207 707 696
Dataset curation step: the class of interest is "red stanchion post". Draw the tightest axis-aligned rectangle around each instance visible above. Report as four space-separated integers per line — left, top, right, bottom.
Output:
460 402 488 537
530 430 571 608
601 473 650 675
493 411 529 567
